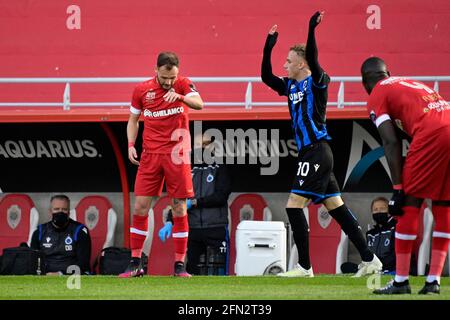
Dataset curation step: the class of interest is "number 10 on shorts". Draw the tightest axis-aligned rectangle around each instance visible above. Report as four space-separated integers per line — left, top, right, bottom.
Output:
297 162 310 177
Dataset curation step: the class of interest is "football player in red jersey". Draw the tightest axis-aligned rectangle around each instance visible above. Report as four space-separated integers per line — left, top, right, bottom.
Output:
120 52 203 278
362 57 450 294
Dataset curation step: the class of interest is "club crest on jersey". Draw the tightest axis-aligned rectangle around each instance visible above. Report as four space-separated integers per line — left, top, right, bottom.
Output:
65 236 73 245
145 91 156 102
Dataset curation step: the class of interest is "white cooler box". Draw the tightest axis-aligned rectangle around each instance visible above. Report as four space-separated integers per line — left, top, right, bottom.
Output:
235 220 286 276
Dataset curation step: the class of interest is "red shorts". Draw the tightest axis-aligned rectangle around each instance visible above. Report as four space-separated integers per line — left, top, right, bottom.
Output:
134 152 194 198
403 127 450 200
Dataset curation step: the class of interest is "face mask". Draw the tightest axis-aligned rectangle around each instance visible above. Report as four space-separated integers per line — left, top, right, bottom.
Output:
52 211 69 228
372 212 389 226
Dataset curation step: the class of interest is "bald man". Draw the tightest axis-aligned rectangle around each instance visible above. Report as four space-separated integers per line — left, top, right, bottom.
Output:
361 57 450 294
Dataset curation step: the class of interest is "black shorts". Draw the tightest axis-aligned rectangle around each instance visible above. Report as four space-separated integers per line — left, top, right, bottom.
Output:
291 140 341 203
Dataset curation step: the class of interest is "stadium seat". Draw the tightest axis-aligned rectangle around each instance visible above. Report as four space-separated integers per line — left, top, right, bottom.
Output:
288 203 347 274
0 194 39 254
143 195 175 275
70 195 117 271
229 193 273 275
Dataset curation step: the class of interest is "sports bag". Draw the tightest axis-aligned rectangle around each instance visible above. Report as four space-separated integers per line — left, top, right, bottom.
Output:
0 245 46 275
95 247 131 275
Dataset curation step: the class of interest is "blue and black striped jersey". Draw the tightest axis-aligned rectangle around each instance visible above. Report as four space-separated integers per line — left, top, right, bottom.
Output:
280 74 331 151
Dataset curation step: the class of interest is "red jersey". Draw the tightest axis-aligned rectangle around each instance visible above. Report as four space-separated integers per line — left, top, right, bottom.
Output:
367 77 450 137
130 76 199 154
367 77 450 200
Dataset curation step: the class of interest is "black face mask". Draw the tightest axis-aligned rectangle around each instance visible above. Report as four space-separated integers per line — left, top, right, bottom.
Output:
372 212 389 226
52 212 69 229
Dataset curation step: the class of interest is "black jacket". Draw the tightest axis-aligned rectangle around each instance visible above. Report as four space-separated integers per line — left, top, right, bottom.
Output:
189 162 232 229
366 217 396 272
30 219 91 274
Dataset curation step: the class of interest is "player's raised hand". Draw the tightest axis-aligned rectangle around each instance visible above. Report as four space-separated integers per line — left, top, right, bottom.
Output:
309 11 325 29
265 24 279 49
268 24 278 35
163 88 184 103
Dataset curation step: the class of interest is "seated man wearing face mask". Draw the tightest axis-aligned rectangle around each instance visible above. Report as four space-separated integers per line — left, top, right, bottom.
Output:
30 194 91 275
342 197 418 275
366 197 397 274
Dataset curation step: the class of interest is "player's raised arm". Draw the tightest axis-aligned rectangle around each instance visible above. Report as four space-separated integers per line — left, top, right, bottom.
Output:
306 11 325 84
180 93 204 110
163 88 204 110
261 24 286 95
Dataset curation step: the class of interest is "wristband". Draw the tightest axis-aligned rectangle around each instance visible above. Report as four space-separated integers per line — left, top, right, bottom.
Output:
393 184 403 190
128 142 135 148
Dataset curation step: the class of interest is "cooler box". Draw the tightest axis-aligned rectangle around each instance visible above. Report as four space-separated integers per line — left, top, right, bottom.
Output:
235 221 286 276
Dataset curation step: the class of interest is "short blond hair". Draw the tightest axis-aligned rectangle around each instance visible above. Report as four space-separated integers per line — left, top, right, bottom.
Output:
289 44 306 59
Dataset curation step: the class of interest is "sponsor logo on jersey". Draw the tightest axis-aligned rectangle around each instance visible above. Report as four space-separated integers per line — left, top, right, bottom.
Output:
143 106 184 118
43 237 52 248
289 91 305 105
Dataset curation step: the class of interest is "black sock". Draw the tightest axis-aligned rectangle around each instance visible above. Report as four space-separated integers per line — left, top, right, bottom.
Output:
131 257 141 265
286 208 311 270
394 280 409 287
328 204 373 262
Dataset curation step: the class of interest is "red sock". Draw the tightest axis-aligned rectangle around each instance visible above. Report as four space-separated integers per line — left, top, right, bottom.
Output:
172 215 189 262
395 206 419 276
429 206 450 277
130 214 148 258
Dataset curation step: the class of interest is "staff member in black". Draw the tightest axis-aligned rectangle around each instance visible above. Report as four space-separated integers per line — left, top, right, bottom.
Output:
31 194 91 275
159 132 232 275
261 11 381 277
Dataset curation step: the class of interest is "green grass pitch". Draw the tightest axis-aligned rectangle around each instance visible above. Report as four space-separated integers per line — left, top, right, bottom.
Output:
0 275 448 300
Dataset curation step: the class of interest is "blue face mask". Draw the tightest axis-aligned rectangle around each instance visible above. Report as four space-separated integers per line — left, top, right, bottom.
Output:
372 212 389 226
52 211 69 229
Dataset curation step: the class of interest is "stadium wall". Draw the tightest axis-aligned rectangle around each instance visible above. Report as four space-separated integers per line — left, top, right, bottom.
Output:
1 0 449 105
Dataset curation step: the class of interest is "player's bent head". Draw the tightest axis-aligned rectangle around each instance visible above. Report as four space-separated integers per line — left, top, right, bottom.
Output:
361 56 387 75
361 56 390 94
157 51 179 69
